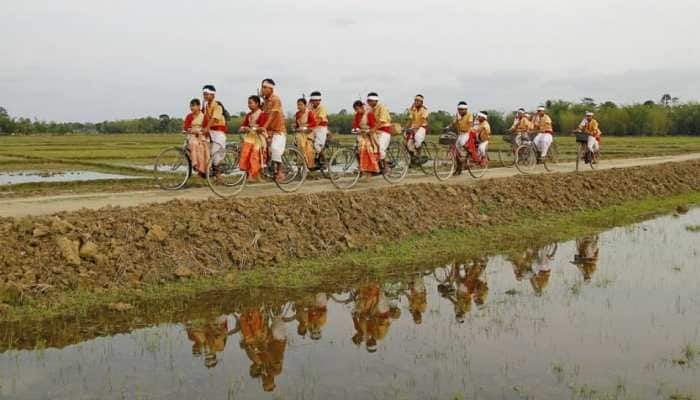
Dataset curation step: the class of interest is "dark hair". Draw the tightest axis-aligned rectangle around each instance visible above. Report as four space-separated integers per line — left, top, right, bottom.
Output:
202 84 216 92
262 78 276 86
190 98 200 106
310 90 321 97
248 95 262 105
481 111 488 115
458 101 467 106
297 98 307 105
353 100 364 109
367 92 378 97
415 94 424 99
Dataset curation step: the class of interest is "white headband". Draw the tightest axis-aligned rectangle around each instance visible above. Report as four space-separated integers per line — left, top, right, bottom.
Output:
537 107 545 111
457 104 468 110
367 95 379 101
309 95 321 101
586 112 594 116
477 112 488 119
203 89 216 95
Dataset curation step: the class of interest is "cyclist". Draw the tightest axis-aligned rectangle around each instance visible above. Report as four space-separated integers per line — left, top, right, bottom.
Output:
294 97 318 169
366 92 393 174
405 94 429 162
352 100 380 175
202 85 227 179
260 78 287 182
239 95 268 181
452 101 473 174
509 108 530 147
308 91 329 168
182 98 209 177
578 111 602 157
531 106 554 161
467 111 490 165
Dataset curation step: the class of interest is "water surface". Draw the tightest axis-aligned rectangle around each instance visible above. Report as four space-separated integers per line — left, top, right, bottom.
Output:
1 210 699 399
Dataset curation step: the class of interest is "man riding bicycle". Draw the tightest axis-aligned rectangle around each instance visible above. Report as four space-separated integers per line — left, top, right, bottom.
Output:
260 79 287 182
452 101 473 174
202 85 227 179
405 94 429 162
577 111 601 155
309 91 329 168
366 92 393 174
509 108 530 148
531 106 554 161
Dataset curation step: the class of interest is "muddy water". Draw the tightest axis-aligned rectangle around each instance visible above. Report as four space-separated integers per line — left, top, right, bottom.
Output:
0 171 143 185
1 211 699 399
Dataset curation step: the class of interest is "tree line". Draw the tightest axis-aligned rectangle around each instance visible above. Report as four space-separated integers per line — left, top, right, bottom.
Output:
2 96 699 136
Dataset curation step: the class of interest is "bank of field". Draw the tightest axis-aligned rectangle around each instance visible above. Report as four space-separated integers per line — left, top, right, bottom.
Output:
1 133 699 198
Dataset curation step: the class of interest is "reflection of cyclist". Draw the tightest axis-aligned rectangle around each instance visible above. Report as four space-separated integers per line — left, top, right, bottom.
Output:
438 258 489 323
509 244 556 296
351 283 400 353
239 95 268 181
294 293 328 340
186 316 229 368
239 307 288 392
408 275 427 325
573 236 600 282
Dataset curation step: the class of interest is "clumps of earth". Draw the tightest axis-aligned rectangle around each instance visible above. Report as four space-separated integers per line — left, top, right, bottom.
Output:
1 160 699 305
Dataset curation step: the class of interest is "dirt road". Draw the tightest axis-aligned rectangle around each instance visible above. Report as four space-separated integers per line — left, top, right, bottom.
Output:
1 153 699 218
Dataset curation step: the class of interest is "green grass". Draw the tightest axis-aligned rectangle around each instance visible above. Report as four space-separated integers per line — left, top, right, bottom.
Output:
1 190 698 324
686 225 700 233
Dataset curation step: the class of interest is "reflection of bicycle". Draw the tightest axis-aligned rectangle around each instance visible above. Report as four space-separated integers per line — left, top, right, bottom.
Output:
433 131 488 181
328 129 410 190
514 132 559 174
403 128 438 175
153 136 246 198
574 132 601 172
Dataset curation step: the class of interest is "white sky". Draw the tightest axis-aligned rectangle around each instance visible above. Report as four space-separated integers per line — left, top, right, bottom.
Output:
2 0 700 121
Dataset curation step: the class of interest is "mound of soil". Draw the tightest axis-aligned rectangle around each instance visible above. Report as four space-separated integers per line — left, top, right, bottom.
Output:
1 160 699 302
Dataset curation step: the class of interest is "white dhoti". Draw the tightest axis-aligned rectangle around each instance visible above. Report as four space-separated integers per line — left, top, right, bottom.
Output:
378 132 391 160
587 135 599 152
313 126 328 153
533 133 553 157
270 133 286 163
478 140 489 158
209 130 227 165
413 127 426 148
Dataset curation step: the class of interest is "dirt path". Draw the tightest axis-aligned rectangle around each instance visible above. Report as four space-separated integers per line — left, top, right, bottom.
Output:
1 153 699 218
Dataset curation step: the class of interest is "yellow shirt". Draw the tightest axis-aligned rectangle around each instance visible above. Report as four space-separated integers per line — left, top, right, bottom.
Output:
454 112 473 133
409 106 429 129
372 102 392 129
204 100 225 129
533 114 553 132
476 120 491 142
584 118 602 137
311 104 328 126
512 117 530 133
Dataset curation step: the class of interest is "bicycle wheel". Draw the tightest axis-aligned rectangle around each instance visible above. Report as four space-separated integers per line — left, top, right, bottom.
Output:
417 142 436 175
576 142 585 172
153 147 191 190
514 145 537 174
467 155 488 179
383 142 410 184
329 147 361 190
206 143 247 198
589 149 599 170
498 148 516 168
543 142 559 172
275 147 308 192
434 146 456 181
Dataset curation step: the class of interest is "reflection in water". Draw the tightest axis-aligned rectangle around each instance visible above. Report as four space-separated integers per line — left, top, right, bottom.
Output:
573 235 600 281
1 210 699 399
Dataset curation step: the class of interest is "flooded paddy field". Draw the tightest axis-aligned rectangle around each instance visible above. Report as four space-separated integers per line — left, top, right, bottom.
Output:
0 210 698 399
0 171 144 185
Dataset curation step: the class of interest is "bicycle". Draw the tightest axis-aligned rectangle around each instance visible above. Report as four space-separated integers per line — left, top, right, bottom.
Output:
403 128 439 175
153 136 246 198
328 129 410 190
574 131 601 171
236 127 308 193
497 132 528 168
291 127 339 179
513 132 560 174
433 130 489 181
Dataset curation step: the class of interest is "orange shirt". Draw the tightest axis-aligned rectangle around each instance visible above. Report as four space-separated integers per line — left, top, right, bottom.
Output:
263 94 286 133
310 104 328 127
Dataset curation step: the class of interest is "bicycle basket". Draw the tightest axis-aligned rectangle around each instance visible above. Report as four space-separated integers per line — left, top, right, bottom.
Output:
576 133 589 143
439 134 457 145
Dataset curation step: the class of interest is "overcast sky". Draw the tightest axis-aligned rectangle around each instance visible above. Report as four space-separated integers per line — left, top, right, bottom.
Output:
2 0 700 121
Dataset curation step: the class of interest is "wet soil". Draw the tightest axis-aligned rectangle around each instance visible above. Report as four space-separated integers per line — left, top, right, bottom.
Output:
0 160 699 305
